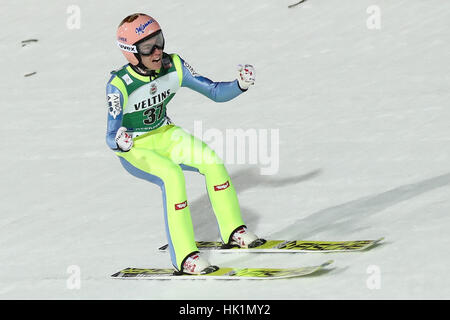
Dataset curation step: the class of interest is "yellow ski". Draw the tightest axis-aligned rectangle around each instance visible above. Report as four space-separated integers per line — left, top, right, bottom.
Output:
111 260 333 280
158 238 384 253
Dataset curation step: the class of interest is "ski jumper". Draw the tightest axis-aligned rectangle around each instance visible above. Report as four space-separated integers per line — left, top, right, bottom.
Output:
106 53 246 270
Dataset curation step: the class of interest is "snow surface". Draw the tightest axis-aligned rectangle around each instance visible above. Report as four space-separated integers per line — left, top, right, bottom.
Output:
1 0 449 299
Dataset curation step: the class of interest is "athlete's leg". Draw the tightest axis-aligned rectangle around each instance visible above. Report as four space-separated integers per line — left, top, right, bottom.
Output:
163 126 245 244
117 145 197 271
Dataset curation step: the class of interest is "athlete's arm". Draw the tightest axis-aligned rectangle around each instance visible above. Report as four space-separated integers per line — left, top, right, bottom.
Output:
105 76 125 150
176 55 245 102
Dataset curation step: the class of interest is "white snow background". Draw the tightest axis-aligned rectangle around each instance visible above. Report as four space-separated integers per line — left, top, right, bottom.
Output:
1 0 449 299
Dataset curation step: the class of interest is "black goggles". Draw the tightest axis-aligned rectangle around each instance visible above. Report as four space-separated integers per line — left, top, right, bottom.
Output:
136 31 165 56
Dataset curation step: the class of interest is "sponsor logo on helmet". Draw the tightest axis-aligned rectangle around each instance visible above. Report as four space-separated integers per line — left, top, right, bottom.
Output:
175 200 188 210
117 41 138 53
107 93 121 119
214 181 230 191
135 18 155 35
118 37 127 42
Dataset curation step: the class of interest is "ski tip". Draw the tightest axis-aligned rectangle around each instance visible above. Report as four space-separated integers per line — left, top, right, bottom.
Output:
111 267 132 278
158 244 169 251
370 237 385 246
357 237 385 251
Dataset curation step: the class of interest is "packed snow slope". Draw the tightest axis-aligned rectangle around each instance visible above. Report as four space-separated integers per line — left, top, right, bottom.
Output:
1 0 449 299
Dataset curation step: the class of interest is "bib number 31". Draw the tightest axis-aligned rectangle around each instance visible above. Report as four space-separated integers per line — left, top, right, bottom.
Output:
143 103 165 125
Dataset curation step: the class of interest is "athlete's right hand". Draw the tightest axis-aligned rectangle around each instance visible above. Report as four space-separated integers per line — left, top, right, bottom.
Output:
115 127 133 152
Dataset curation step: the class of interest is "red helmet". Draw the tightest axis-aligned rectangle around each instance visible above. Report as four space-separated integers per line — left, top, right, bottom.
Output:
116 13 163 66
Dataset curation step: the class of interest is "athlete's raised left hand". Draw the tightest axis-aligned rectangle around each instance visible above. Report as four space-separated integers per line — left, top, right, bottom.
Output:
237 64 255 90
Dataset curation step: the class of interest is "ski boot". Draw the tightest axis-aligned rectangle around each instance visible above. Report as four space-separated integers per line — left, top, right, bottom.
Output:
227 226 266 249
178 252 219 275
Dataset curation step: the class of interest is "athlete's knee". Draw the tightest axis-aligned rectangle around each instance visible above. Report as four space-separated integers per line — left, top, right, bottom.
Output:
202 148 224 166
203 157 229 174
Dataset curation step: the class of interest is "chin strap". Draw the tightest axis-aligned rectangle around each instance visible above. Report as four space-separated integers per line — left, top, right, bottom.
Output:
132 53 172 77
132 64 156 77
132 54 155 76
